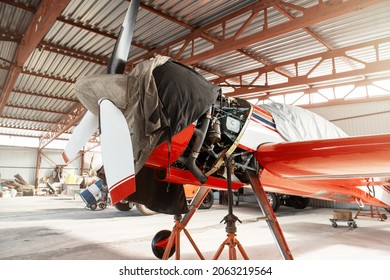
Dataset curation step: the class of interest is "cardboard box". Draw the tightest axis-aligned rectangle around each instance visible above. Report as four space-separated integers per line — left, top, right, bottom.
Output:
333 210 352 220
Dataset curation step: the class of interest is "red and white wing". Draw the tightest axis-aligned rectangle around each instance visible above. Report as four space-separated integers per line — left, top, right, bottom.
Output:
254 134 390 208
255 133 390 179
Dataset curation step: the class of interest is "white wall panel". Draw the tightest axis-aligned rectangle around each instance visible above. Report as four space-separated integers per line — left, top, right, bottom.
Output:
0 146 37 184
309 100 390 136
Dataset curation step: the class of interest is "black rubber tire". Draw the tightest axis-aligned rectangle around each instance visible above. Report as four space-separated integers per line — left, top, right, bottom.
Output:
266 192 280 212
90 203 97 211
151 230 175 259
135 203 156 216
284 196 309 209
293 197 309 209
114 201 133 211
199 191 214 209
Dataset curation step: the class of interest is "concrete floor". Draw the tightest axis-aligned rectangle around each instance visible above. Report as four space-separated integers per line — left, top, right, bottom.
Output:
0 195 389 260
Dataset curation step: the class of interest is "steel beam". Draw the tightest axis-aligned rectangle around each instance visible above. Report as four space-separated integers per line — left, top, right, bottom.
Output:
0 28 22 42
11 89 77 103
210 37 389 97
0 126 62 133
34 147 42 188
181 0 384 65
268 77 390 108
228 60 390 98
1 0 36 12
127 0 281 67
5 104 68 115
0 0 70 114
1 115 58 125
21 69 75 84
39 41 109 65
39 103 86 149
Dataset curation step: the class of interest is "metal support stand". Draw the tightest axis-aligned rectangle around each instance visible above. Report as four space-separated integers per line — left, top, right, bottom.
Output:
213 156 249 260
247 170 294 260
162 214 205 260
354 205 388 221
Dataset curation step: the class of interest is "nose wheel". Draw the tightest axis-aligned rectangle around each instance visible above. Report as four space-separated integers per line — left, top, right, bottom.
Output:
152 214 205 260
151 230 175 259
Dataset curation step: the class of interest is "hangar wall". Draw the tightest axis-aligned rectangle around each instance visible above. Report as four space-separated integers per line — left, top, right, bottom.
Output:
0 146 37 184
309 100 390 136
0 145 102 186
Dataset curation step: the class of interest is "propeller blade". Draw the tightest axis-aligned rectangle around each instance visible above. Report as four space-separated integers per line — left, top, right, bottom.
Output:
64 1 140 204
99 99 136 204
107 0 140 74
62 111 98 163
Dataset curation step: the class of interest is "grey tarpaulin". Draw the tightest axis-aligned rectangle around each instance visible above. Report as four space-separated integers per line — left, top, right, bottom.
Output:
75 55 171 173
259 103 348 141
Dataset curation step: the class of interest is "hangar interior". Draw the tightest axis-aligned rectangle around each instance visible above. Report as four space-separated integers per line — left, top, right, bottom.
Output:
0 0 390 260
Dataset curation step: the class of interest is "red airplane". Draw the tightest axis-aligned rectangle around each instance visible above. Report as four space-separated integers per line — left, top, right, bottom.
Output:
63 1 390 260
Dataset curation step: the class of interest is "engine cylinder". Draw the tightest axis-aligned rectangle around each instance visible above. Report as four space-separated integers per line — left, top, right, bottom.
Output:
207 118 221 144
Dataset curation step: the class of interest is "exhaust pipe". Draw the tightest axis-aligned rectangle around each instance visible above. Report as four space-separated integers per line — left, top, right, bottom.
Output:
180 108 212 184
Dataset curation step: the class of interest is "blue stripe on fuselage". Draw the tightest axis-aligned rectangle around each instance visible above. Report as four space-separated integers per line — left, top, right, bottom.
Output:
252 113 276 128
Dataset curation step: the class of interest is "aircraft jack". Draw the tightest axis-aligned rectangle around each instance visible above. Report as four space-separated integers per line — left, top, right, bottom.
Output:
213 212 249 260
213 156 249 260
354 205 388 221
161 214 205 260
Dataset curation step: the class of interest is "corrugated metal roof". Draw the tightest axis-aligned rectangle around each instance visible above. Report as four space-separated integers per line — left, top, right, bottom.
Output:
0 0 389 143
0 1 36 34
312 2 390 48
148 0 258 27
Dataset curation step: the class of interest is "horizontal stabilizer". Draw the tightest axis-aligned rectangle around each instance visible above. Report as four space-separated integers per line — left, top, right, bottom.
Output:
99 99 136 204
63 111 98 163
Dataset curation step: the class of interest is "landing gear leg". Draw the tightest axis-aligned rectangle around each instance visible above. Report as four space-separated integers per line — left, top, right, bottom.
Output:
247 170 294 260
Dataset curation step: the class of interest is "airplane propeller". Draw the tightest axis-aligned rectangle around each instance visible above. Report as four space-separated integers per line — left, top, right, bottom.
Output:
63 0 140 204
98 99 136 202
62 111 98 163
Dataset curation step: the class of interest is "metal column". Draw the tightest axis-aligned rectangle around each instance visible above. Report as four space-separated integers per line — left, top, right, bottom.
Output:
34 148 42 189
